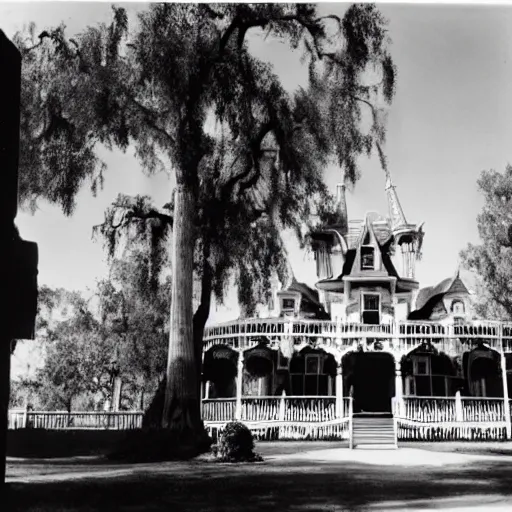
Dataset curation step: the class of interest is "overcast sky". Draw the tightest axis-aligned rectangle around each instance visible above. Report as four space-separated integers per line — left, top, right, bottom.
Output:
2 2 512 324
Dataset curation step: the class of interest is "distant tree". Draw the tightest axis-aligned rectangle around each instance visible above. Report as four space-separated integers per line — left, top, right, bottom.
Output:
16 3 396 448
16 247 171 412
34 293 112 412
10 285 86 407
96 247 170 410
460 165 512 320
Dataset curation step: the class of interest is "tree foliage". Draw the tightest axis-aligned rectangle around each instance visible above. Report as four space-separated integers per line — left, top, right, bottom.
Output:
460 165 512 320
17 3 396 438
84 3 397 319
35 301 108 412
96 247 171 408
11 247 170 411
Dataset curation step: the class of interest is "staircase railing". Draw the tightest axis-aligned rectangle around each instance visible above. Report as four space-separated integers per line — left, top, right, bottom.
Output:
349 396 354 449
393 398 399 448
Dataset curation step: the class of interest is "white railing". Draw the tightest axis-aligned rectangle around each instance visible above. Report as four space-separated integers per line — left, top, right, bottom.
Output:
461 397 505 422
282 396 337 422
203 396 349 424
202 398 236 422
397 396 505 423
204 318 512 354
400 396 458 422
394 396 509 441
205 396 353 442
241 396 281 422
8 410 144 430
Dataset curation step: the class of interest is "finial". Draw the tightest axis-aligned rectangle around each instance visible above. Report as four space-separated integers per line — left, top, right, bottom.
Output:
385 169 407 230
385 172 393 190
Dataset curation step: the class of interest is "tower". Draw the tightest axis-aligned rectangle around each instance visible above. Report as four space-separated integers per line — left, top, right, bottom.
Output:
385 171 424 280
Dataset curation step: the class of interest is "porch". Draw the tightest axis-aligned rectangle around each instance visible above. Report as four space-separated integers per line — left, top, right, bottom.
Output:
202 318 512 443
202 395 512 442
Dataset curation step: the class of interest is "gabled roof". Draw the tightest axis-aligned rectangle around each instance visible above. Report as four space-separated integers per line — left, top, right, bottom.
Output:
346 213 393 250
285 278 330 319
415 271 470 311
287 278 321 305
340 215 399 279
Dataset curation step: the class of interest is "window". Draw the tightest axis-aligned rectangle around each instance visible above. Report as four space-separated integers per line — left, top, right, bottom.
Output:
451 300 465 315
305 355 320 374
290 354 330 396
417 361 427 375
411 355 452 397
282 298 296 310
361 246 375 270
414 356 430 375
362 294 380 325
364 294 379 311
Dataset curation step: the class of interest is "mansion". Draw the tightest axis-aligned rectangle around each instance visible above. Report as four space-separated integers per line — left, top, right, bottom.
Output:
201 171 512 446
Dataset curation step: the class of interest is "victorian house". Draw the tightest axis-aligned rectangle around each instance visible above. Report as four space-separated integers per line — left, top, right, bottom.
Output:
201 170 512 446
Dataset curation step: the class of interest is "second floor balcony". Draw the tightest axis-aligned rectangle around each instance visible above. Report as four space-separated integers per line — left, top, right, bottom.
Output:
203 318 512 357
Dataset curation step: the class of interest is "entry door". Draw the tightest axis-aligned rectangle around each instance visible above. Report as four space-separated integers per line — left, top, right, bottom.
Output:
362 294 380 325
353 352 394 413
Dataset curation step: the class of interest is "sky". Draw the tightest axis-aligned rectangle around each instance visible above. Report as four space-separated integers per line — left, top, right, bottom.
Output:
2 1 512 327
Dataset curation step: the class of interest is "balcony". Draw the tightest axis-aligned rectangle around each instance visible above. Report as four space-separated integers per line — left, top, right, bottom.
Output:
203 318 512 356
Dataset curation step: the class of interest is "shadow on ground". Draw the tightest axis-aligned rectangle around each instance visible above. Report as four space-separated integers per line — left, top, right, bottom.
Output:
5 443 512 511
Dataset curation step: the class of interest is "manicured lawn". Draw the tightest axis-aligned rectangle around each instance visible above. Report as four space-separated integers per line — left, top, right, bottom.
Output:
5 441 512 511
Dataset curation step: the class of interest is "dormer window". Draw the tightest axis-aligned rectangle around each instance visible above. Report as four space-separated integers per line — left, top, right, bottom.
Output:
282 298 296 310
277 291 301 318
361 246 375 270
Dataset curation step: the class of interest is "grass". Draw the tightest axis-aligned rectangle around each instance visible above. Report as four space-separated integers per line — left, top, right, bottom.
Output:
4 441 512 511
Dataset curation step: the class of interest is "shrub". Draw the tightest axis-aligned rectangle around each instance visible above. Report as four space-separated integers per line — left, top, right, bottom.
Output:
215 421 262 462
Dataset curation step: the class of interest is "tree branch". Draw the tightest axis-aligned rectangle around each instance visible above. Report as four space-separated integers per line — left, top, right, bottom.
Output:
121 88 175 146
220 120 275 201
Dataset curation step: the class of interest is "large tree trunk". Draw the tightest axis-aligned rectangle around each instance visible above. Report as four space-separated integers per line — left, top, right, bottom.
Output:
161 184 204 440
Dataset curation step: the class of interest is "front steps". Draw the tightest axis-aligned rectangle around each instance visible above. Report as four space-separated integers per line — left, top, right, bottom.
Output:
351 413 397 449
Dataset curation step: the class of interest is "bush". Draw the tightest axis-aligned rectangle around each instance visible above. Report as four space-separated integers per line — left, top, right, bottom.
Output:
215 421 262 462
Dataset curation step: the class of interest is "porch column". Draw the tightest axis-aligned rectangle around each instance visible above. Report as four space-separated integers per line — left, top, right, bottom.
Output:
394 357 404 417
235 350 244 421
335 362 344 418
455 390 463 422
501 352 511 439
204 381 210 400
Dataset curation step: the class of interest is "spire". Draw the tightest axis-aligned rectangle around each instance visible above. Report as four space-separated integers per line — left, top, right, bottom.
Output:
385 172 407 230
335 183 348 234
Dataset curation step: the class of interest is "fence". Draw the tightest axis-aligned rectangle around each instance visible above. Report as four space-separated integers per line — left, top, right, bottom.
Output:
8 409 143 430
